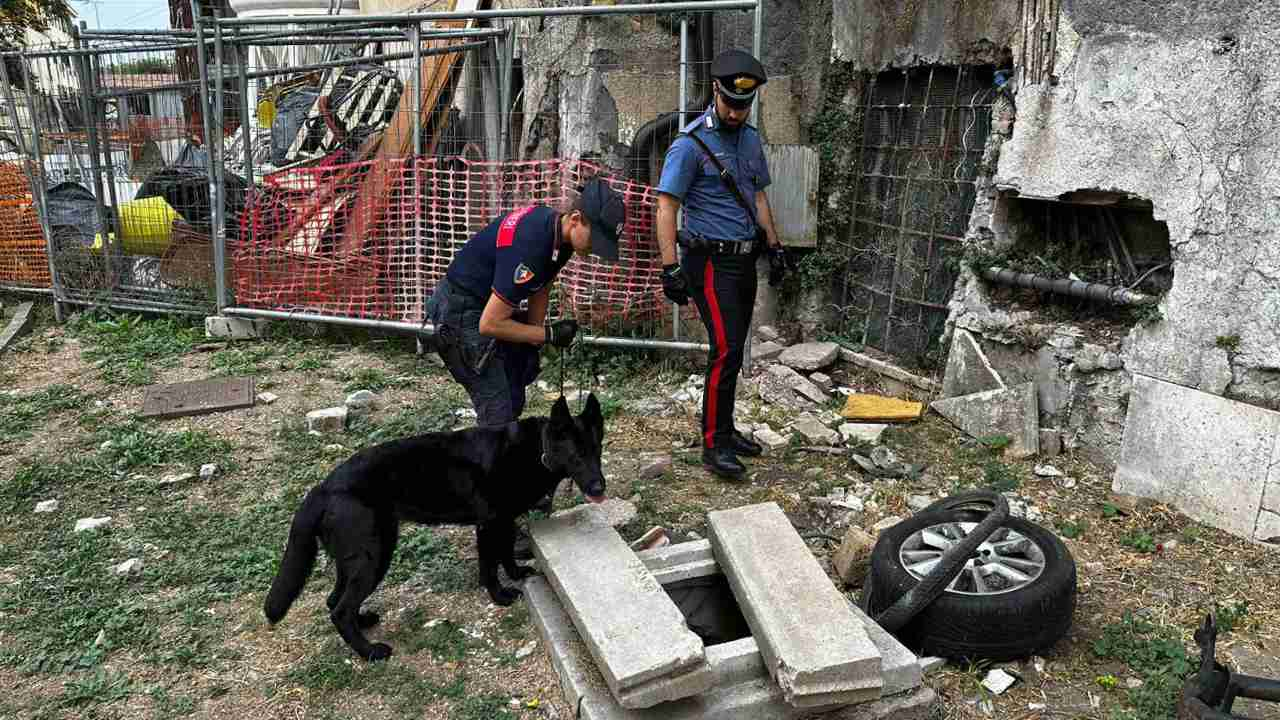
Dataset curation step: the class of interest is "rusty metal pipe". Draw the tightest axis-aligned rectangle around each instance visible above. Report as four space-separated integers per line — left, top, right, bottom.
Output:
980 266 1157 306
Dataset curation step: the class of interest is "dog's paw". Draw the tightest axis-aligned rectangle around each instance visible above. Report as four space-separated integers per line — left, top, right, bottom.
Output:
357 611 381 629
365 643 393 662
506 565 536 581
491 585 523 606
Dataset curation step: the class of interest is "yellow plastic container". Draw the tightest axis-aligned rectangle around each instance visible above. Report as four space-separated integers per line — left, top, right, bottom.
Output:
94 196 182 257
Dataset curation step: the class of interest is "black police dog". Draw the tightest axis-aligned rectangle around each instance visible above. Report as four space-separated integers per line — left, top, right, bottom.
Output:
263 394 607 661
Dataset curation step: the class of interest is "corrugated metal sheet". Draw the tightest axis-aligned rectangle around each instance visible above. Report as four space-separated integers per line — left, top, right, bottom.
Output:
763 144 818 248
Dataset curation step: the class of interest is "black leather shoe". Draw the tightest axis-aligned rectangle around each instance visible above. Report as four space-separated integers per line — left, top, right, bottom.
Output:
731 430 763 457
703 448 746 479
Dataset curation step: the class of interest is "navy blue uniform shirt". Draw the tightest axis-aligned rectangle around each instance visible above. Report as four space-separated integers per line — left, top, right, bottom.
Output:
657 105 771 241
445 206 571 307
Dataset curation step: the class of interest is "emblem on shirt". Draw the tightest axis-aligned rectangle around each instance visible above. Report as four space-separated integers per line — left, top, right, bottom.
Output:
513 263 535 285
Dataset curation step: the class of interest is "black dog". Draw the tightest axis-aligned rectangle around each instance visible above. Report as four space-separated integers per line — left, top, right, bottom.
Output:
263 394 607 661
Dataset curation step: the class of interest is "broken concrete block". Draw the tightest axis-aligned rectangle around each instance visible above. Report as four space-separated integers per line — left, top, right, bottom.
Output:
809 372 833 392
982 668 1017 695
553 499 637 529
256 391 278 405
639 455 673 479
778 342 840 372
841 394 924 422
871 516 903 534
113 558 143 576
930 383 1039 459
1255 510 1280 544
74 517 112 533
816 409 844 427
907 495 933 512
306 406 348 433
755 428 790 452
941 329 1005 398
530 511 712 709
764 363 829 404
204 315 268 340
35 500 58 513
1114 374 1280 541
199 463 218 480
708 503 882 707
794 413 840 445
839 423 888 444
756 325 781 342
832 526 875 585
847 599 923 697
345 389 377 415
158 472 195 485
0 301 35 353
751 340 785 362
1034 465 1063 478
629 527 670 553
919 656 947 675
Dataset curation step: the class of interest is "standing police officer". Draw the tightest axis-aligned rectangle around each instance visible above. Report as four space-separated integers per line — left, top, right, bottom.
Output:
656 49 787 479
427 177 628 428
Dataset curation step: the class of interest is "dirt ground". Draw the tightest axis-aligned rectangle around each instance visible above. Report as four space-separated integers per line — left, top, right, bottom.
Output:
0 299 1277 720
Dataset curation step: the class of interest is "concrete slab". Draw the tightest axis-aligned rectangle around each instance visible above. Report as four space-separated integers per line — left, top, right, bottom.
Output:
204 315 268 339
941 329 1005 398
930 382 1039 458
530 512 713 708
525 576 935 720
636 539 720 584
707 503 883 707
0 301 34 353
1113 374 1280 541
779 342 840 371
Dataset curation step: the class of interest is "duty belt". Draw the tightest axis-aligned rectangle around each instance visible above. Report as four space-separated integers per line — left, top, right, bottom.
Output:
679 230 758 256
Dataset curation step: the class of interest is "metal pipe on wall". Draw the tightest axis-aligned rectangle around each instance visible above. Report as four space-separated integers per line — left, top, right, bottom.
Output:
979 267 1157 305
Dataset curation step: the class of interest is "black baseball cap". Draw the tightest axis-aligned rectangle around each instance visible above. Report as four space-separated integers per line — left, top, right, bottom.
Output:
710 49 767 109
580 177 626 262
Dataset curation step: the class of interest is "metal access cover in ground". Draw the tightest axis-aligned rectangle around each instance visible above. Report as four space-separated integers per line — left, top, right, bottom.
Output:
140 377 255 419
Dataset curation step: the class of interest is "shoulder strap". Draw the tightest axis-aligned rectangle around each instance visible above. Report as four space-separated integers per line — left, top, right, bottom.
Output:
685 131 760 227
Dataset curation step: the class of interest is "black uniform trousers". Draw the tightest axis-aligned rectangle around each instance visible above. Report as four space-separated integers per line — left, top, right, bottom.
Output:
681 247 758 450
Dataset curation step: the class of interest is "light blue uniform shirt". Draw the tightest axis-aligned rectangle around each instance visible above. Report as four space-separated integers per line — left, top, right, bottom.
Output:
657 106 771 242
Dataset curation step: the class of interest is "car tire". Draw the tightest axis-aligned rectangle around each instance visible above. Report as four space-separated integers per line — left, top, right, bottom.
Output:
861 510 1077 662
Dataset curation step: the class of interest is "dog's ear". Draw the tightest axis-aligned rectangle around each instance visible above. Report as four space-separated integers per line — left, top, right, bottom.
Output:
582 392 604 441
551 395 572 426
582 392 602 424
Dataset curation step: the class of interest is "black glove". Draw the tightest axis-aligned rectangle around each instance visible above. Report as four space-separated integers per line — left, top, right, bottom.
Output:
767 246 787 287
545 318 578 348
661 263 689 306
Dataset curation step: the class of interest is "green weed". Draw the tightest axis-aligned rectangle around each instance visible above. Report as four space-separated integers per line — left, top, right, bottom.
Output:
453 694 517 720
1093 613 1193 719
1215 601 1250 634
1120 531 1157 553
340 367 413 393
388 527 470 590
59 668 132 707
1057 520 1088 539
70 312 203 386
0 384 93 449
99 420 232 473
982 460 1020 492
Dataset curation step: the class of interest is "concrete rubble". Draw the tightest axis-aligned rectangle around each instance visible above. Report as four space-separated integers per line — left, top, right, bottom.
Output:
930 383 1039 459
779 342 840 372
527 499 933 720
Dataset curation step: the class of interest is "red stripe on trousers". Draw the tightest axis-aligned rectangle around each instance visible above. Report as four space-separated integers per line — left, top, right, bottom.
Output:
703 260 728 448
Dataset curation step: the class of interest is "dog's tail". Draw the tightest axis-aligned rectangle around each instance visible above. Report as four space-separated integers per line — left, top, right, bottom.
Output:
264 489 324 624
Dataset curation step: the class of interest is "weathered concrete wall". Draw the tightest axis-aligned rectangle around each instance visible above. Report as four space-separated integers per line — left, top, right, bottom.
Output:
832 0 1020 70
996 2 1280 411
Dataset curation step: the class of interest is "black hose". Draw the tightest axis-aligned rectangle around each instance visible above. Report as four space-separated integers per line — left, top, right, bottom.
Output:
873 490 1011 633
627 10 713 184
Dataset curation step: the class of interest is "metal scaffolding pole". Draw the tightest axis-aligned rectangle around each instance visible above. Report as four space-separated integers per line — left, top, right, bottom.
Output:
219 1 758 26
70 24 116 293
191 0 221 312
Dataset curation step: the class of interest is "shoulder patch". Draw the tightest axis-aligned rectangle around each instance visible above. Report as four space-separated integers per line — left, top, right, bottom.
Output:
497 206 536 248
513 263 535 285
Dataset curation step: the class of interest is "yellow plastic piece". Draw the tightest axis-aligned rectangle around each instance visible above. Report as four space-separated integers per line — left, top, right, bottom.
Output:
257 98 277 127
840 394 924 422
93 196 182 257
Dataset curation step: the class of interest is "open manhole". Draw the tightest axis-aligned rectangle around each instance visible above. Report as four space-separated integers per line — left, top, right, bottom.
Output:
662 574 753 647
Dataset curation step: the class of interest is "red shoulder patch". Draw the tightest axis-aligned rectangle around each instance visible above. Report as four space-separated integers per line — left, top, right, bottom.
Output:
496 206 536 248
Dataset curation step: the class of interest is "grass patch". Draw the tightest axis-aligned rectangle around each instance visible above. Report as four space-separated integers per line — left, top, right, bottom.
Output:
1057 520 1088 539
210 344 278 376
340 367 414 393
1093 613 1193 719
69 312 203 386
0 384 94 451
453 694 517 720
387 527 470 589
1120 531 1157 553
99 420 233 473
1214 600 1250 633
59 668 132 708
981 460 1020 492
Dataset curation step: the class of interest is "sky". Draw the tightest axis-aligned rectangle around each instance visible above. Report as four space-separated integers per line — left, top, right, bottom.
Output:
70 0 173 31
